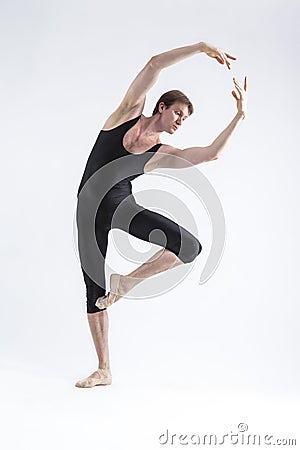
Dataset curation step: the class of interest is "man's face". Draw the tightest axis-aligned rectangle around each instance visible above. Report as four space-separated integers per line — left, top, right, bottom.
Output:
159 102 189 134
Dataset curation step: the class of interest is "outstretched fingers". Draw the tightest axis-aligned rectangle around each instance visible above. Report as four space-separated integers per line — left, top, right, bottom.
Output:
233 76 248 98
216 56 225 65
232 90 240 100
203 42 237 70
224 51 237 69
233 77 244 94
225 53 237 60
231 75 248 118
215 51 236 69
222 52 233 70
225 58 231 70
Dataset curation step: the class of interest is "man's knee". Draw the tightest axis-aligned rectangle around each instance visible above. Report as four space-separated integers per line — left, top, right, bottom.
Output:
180 235 202 264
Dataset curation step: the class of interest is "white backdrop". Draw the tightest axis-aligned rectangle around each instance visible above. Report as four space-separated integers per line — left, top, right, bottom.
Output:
0 0 299 449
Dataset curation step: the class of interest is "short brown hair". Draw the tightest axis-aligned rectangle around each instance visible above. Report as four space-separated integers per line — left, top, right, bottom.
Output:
152 90 194 116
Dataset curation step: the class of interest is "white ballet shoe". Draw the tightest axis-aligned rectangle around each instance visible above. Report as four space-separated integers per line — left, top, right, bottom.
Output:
95 274 121 310
75 368 112 388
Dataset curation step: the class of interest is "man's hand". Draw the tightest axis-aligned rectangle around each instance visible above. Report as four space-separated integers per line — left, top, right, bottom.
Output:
232 76 248 118
200 42 236 70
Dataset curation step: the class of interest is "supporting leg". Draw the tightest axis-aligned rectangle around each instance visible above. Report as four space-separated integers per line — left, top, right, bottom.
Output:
75 309 112 388
87 309 110 369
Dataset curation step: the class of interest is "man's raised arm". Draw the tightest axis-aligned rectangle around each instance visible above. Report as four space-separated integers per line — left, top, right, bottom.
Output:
112 41 237 113
152 76 248 170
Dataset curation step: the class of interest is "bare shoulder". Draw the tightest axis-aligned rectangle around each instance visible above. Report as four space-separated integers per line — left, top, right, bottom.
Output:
101 102 145 131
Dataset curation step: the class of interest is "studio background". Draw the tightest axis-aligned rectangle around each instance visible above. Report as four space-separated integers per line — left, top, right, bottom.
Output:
0 0 299 449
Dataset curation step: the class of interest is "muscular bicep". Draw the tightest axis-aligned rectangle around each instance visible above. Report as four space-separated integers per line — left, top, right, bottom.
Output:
102 57 161 130
119 57 161 109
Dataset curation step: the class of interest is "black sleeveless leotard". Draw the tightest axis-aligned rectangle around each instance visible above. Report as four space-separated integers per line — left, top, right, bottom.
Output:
76 115 202 313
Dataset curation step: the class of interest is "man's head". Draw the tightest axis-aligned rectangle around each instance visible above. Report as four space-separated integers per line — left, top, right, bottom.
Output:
152 90 194 134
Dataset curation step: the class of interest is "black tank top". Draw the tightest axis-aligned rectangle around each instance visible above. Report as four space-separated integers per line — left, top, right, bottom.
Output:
77 115 162 197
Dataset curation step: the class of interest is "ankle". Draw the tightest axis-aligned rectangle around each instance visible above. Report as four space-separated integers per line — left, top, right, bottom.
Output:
98 364 110 371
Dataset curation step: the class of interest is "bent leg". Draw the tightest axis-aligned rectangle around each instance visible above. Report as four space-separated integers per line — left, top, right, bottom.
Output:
128 204 202 263
110 195 202 263
120 204 202 293
96 198 202 308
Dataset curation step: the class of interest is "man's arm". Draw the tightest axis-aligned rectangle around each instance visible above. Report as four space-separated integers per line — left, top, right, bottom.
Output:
105 42 237 120
153 76 248 169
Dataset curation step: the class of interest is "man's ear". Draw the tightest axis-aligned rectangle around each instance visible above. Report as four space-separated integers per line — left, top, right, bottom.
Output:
158 101 166 113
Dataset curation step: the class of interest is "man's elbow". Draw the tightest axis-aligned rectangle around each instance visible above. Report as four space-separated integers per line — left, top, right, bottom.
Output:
208 145 219 161
149 55 163 71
